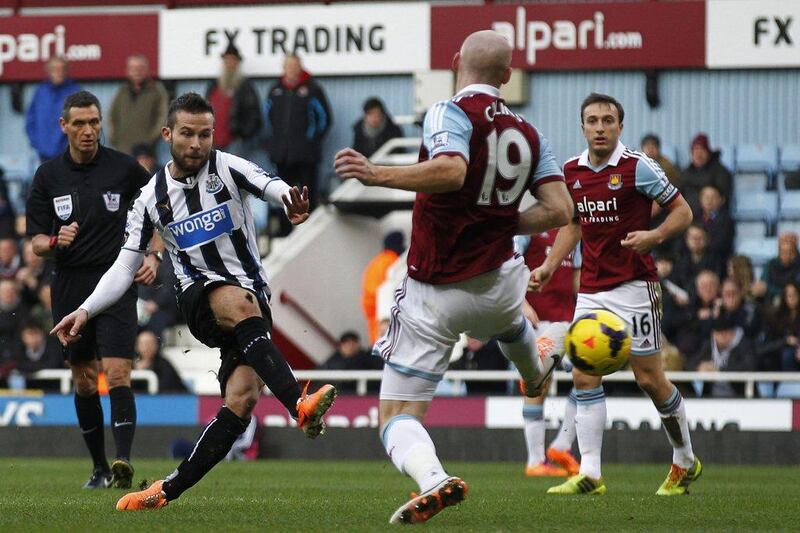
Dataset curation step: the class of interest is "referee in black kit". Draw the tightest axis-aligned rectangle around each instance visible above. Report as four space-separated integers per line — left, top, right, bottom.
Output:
26 91 161 489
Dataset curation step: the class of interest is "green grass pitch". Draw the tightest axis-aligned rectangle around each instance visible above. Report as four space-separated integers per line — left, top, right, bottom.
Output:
1 459 798 531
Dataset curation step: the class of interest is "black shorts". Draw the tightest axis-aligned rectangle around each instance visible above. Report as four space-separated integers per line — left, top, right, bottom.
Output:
177 280 272 397
51 266 137 363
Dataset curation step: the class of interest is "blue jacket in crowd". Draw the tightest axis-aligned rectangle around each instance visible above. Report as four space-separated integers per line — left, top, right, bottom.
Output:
25 79 81 162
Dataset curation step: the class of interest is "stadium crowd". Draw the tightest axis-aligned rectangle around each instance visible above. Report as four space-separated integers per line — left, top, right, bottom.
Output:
1 53 799 397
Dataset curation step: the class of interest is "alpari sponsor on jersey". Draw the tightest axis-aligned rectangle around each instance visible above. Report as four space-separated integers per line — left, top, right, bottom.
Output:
575 195 620 223
491 7 643 66
167 203 235 250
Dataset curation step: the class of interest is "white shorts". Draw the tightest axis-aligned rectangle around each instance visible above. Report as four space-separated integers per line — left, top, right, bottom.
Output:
376 255 529 400
574 280 662 356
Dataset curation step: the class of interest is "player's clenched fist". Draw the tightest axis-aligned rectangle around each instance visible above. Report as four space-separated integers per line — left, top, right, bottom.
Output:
528 266 553 293
50 308 88 347
334 148 380 186
58 222 79 248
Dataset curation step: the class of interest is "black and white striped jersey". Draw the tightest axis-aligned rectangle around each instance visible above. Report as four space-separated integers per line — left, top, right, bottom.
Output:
123 150 290 295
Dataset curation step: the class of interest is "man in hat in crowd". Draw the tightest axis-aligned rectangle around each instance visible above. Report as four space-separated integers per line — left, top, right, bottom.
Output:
676 133 733 213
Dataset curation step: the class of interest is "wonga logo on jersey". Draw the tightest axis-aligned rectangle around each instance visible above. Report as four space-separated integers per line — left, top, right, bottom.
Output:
576 196 620 223
168 203 235 250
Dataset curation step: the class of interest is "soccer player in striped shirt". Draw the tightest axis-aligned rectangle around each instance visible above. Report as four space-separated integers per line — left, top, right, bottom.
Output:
52 92 337 510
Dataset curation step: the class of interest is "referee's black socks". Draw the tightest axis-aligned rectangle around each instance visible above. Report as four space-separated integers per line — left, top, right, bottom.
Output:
162 406 248 501
74 392 110 473
234 316 302 418
109 386 137 462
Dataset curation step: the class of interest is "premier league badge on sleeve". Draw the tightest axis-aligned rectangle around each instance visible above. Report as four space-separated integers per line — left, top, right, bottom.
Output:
53 194 73 220
608 174 623 190
205 173 223 194
103 192 121 212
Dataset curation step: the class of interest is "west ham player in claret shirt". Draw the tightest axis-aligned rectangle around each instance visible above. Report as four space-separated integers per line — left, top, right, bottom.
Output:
531 93 700 496
335 30 573 524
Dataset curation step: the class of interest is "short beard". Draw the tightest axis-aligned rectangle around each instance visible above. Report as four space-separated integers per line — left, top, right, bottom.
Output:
219 70 243 93
169 145 207 178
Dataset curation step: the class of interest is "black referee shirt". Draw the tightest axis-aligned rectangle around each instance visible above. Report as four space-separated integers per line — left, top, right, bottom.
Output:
26 145 151 269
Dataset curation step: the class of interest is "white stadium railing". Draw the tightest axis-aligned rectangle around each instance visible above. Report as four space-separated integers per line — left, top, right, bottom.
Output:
20 370 800 399
30 369 159 395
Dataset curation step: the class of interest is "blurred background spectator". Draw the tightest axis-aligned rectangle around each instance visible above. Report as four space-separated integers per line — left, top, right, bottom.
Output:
132 143 159 175
677 270 720 357
752 232 800 304
361 231 405 344
0 280 28 355
317 331 382 393
640 133 678 184
25 57 80 163
206 44 263 163
677 133 732 214
690 312 756 397
353 97 403 159
0 168 17 239
136 255 179 337
673 225 724 293
759 282 800 372
717 277 761 339
265 52 331 231
0 238 20 279
13 317 63 376
134 330 187 393
449 338 508 395
108 54 168 155
696 185 734 263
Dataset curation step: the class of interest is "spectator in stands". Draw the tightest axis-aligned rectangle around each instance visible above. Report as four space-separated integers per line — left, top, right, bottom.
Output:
30 283 53 333
319 331 382 371
752 232 800 304
678 270 720 357
13 318 63 376
206 44 263 160
727 255 758 302
108 55 168 155
690 312 756 397
0 168 17 239
759 281 800 371
0 280 27 346
16 239 47 306
137 255 179 336
672 225 724 292
361 231 405 344
696 185 735 263
655 252 691 350
318 331 382 393
677 133 733 214
132 143 159 175
640 133 678 185
25 57 80 163
134 330 187 393
0 238 20 279
449 338 509 394
353 97 404 160
718 278 761 339
265 53 331 222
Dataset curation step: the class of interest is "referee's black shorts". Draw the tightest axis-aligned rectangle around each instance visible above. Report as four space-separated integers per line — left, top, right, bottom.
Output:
178 280 273 397
51 266 138 363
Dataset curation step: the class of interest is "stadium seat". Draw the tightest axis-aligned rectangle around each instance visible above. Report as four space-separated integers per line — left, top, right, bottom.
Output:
718 144 736 174
735 220 769 239
732 186 777 220
735 236 777 266
779 144 800 173
735 143 779 175
660 143 680 168
777 219 800 236
777 174 800 219
775 382 800 399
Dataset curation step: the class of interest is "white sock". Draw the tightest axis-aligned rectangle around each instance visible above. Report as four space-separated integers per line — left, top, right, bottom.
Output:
382 415 449 493
549 387 577 451
656 386 695 469
523 403 545 467
498 318 543 387
575 386 606 480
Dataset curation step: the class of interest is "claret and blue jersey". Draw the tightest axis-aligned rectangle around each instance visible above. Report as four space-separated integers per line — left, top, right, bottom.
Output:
406 84 564 285
564 141 680 293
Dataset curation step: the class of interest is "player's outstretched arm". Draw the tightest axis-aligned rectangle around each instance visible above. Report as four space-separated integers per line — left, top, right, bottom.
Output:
517 181 573 235
50 248 144 345
334 148 466 193
621 195 692 255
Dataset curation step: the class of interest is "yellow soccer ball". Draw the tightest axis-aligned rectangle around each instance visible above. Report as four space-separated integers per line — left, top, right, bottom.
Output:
565 309 631 376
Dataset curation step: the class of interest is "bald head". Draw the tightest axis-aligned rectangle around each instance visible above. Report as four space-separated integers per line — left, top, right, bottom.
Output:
455 30 512 88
